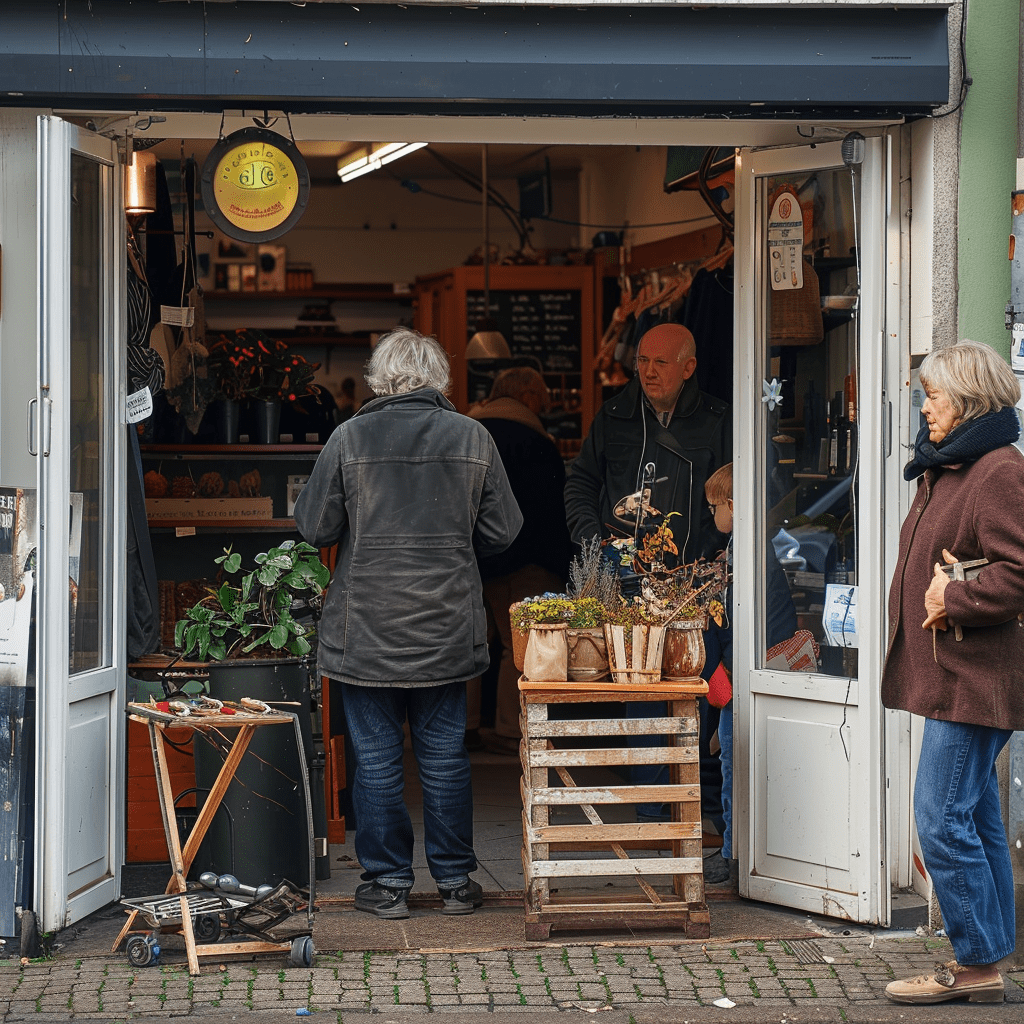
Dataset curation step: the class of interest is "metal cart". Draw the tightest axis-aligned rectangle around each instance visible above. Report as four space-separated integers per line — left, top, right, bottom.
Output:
113 701 316 974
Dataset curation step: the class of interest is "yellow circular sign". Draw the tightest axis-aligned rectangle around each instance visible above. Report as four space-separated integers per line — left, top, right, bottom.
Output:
201 129 310 242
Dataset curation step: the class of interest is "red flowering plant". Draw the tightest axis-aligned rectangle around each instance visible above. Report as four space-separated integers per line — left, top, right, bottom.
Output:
210 328 322 408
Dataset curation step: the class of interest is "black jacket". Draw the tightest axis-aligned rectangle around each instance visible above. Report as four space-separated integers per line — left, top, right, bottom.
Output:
293 388 523 686
474 416 572 584
564 375 731 566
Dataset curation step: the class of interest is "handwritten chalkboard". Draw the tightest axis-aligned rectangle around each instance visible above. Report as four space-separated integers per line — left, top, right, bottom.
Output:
467 289 581 373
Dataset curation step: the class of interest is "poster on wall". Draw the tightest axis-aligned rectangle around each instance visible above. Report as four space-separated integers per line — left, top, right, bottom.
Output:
767 185 805 292
0 488 36 690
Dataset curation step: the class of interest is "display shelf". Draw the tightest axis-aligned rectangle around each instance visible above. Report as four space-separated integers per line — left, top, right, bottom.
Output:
204 283 412 303
147 519 302 532
141 444 322 458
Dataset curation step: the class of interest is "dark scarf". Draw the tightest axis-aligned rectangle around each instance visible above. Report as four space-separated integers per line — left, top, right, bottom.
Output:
903 405 1021 481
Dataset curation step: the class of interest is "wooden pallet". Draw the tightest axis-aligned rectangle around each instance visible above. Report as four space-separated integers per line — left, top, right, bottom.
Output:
519 678 710 941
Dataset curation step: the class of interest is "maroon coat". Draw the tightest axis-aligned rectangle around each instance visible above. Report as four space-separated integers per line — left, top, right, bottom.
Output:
881 445 1024 730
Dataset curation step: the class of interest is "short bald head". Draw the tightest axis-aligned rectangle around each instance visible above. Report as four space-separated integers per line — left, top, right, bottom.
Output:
635 324 697 413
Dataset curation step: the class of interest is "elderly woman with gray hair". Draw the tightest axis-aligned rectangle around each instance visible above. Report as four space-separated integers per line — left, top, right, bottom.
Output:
882 339 1024 1005
294 328 522 921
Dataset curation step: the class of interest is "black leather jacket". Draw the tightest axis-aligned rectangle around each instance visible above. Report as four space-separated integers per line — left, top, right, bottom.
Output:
293 388 523 686
564 375 731 566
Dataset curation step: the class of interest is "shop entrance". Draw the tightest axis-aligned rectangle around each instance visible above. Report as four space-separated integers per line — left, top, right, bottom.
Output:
34 111 905 932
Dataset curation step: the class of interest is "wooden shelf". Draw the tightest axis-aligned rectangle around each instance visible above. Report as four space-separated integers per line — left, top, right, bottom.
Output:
147 518 301 532
242 332 374 348
204 283 412 303
140 444 322 459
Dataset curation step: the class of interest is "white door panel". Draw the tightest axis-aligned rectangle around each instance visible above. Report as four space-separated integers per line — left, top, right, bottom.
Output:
734 138 889 924
36 115 125 930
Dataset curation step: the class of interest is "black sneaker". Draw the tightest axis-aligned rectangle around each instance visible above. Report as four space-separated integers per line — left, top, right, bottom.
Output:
354 881 410 919
703 851 732 884
437 878 484 915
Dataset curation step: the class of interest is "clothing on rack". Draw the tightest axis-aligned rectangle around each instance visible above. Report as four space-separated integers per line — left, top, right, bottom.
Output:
680 265 733 406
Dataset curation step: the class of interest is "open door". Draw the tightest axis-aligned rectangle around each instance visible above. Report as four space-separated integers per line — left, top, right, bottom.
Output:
732 138 890 923
35 116 126 930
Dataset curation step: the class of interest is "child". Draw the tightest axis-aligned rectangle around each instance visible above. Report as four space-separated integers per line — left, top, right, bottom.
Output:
701 463 797 884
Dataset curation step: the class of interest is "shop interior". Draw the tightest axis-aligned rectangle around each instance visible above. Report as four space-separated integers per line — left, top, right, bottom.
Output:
117 124 865 919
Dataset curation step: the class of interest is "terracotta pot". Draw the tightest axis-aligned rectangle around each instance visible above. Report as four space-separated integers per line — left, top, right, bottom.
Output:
510 602 529 673
662 619 707 681
566 627 609 682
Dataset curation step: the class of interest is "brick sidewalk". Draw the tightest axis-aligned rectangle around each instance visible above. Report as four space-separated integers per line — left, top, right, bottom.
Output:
2 935 1023 1019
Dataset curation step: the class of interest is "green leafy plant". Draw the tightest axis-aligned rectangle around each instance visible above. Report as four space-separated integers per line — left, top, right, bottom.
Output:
174 541 331 660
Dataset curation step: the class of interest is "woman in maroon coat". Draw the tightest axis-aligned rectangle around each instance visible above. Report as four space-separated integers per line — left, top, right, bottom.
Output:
882 340 1024 1005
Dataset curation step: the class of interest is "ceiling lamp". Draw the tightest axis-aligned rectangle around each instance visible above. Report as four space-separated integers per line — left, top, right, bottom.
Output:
337 142 428 182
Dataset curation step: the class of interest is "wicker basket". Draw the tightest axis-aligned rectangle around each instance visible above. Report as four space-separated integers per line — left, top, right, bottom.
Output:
769 258 823 346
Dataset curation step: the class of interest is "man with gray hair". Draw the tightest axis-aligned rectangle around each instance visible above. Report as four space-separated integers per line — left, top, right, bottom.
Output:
294 328 523 920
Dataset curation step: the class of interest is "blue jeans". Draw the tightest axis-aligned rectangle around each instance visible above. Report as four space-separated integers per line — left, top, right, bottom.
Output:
342 681 477 890
719 702 733 860
914 718 1014 965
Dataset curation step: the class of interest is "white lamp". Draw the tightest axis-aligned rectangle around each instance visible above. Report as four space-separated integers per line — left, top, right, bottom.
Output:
337 142 428 182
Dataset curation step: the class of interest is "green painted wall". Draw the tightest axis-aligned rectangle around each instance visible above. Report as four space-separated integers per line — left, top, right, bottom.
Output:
958 0 1019 358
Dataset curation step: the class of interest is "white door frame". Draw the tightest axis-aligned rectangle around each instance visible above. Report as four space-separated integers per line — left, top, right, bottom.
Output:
35 114 126 930
732 137 891 924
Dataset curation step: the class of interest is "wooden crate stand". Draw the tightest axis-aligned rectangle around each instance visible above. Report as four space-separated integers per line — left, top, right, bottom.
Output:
519 679 710 941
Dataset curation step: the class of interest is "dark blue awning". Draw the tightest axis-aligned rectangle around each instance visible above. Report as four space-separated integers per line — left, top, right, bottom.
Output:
0 2 950 118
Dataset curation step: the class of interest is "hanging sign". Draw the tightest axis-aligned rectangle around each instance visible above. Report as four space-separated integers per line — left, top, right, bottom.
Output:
767 185 804 291
200 128 310 243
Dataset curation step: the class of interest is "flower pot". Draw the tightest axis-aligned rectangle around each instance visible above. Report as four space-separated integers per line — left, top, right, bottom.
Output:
216 399 241 445
603 623 665 686
523 623 568 682
510 602 529 673
566 627 609 682
662 618 707 681
254 399 281 445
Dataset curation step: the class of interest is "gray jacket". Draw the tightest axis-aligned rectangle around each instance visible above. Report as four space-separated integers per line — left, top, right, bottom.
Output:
293 387 523 687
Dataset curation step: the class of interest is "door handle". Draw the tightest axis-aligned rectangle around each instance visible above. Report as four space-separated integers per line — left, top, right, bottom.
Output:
27 399 37 456
40 395 51 458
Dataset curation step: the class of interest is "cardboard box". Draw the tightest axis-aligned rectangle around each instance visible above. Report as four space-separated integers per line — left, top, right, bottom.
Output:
146 497 274 520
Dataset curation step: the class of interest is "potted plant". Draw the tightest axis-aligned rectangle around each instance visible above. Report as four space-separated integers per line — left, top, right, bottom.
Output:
173 540 332 886
207 331 262 444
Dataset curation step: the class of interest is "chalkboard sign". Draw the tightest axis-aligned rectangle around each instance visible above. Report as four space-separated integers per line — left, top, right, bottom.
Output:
467 289 581 373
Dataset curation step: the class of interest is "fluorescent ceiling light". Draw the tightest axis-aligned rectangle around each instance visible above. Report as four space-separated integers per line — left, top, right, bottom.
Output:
337 142 428 182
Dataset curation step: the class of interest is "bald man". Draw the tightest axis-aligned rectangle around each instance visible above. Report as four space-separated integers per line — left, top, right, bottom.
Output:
564 323 731 569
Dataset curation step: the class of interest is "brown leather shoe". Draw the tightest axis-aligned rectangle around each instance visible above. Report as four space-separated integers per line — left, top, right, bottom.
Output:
885 961 1004 1004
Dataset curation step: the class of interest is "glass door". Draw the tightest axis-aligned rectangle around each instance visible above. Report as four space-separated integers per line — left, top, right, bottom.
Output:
733 138 889 923
36 116 125 929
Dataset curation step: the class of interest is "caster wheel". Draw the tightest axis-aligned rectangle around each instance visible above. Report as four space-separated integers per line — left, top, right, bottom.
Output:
126 934 159 967
289 935 314 968
193 913 221 943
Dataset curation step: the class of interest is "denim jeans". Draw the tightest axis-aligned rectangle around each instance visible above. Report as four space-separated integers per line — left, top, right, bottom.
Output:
342 681 477 890
718 702 733 861
914 717 1014 965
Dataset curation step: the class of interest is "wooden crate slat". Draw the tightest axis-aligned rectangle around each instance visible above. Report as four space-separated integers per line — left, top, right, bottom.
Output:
527 821 701 843
524 716 696 737
528 857 703 877
527 745 697 767
527 784 700 805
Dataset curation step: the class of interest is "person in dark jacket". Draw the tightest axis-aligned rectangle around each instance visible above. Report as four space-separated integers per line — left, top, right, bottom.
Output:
467 368 573 752
881 340 1024 1005
294 329 523 921
564 322 732 825
564 322 731 567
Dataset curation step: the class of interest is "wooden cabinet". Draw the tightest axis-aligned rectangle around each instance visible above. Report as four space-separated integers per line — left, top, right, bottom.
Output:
415 265 598 458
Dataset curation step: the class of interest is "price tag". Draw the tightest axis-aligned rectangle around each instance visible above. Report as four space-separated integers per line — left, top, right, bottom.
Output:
175 526 197 538
126 387 153 424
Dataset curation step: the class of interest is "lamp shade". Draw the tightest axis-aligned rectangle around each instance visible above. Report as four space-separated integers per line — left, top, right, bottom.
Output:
124 150 158 215
466 330 511 360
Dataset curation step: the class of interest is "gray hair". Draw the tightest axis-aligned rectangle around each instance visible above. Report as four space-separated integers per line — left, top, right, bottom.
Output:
365 328 451 396
919 339 1021 423
489 366 547 402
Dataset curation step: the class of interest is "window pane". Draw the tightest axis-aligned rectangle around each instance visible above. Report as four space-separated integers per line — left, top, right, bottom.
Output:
761 167 859 677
